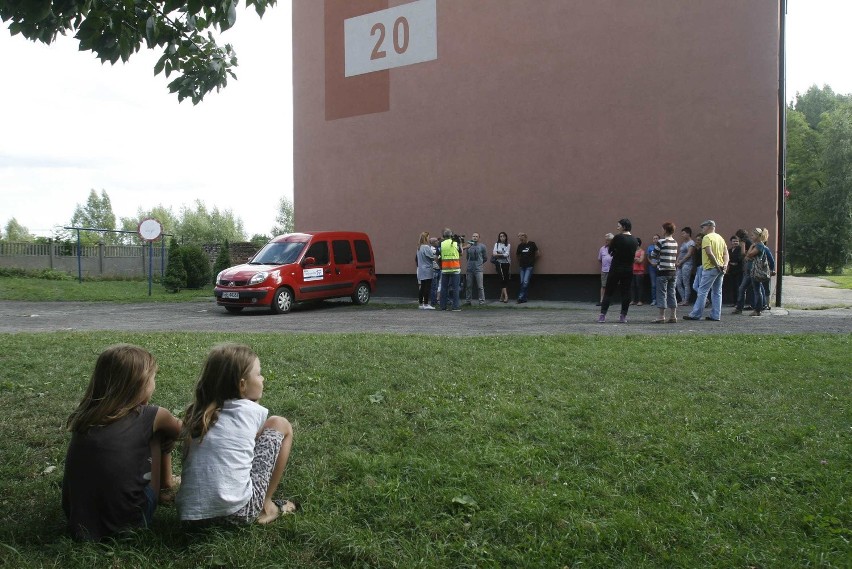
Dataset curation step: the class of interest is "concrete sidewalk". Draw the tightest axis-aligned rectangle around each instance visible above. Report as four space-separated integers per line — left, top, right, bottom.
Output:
0 275 848 337
374 275 852 312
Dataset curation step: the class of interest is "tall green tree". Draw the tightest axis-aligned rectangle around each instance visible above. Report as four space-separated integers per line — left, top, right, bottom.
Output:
177 200 245 244
816 102 852 272
70 189 118 244
793 85 851 130
786 109 822 195
786 92 852 273
270 195 294 236
0 0 277 104
120 205 180 244
2 218 33 241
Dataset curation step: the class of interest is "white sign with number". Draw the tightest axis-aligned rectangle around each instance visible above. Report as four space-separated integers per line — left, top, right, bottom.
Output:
344 0 437 77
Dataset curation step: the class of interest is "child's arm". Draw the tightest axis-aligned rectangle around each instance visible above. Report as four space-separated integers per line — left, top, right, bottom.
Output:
151 408 182 496
153 407 182 449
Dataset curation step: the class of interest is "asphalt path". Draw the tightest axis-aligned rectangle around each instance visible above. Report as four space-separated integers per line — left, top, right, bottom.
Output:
0 297 849 336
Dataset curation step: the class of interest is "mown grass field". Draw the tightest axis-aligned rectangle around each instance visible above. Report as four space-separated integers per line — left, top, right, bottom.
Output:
0 276 212 302
0 332 848 568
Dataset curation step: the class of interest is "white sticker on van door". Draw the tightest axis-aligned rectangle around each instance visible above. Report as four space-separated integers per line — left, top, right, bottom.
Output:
303 268 324 281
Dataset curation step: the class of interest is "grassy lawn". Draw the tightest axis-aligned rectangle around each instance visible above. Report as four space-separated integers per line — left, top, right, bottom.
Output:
0 276 213 302
823 275 852 290
0 332 849 568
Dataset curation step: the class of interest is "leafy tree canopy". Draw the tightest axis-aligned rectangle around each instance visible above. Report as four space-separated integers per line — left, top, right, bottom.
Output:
120 205 180 242
0 0 276 104
70 189 118 244
785 92 852 274
3 217 33 241
177 199 245 244
270 195 294 236
792 84 852 130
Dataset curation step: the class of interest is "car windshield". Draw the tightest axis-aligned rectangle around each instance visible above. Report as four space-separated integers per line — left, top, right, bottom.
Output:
250 241 307 265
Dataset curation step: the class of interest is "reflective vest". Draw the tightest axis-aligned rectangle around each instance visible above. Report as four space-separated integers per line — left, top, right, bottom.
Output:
440 239 461 273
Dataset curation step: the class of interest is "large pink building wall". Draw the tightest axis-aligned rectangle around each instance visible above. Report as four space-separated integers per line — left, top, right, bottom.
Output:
293 0 780 276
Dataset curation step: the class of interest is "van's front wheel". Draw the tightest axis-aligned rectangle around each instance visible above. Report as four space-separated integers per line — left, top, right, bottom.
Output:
271 287 294 314
352 282 371 305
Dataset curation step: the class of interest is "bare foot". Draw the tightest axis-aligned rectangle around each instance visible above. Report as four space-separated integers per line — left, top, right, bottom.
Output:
158 475 181 504
257 499 298 524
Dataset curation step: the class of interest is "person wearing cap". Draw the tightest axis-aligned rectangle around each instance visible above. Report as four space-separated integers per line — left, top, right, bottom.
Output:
684 220 728 321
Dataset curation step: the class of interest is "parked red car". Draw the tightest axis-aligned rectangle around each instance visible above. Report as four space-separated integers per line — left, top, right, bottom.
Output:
214 231 377 314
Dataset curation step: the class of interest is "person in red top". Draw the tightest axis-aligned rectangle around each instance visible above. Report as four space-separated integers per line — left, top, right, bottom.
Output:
631 237 646 306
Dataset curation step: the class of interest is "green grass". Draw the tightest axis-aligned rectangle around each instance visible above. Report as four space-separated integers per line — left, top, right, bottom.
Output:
0 276 213 302
823 275 852 290
0 333 849 568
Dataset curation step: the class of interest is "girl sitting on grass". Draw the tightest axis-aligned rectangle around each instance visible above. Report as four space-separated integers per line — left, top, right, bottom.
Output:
62 344 181 541
176 343 297 524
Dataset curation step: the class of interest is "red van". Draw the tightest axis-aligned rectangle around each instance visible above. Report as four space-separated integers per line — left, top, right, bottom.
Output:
214 231 377 314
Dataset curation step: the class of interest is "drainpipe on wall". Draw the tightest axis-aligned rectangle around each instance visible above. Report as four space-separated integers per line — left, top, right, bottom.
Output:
776 0 787 307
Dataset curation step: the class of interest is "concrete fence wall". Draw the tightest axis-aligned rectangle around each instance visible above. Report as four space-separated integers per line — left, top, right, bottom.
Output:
0 241 168 278
0 241 261 279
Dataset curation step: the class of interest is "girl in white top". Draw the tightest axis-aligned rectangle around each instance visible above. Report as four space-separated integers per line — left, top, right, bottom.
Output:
176 343 297 524
493 231 511 303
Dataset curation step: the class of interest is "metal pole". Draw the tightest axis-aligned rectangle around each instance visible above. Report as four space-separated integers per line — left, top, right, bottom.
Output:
148 241 153 296
776 0 787 307
76 229 82 283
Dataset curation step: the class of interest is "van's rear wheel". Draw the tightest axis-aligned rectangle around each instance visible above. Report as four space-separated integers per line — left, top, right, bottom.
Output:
271 287 294 314
352 282 371 305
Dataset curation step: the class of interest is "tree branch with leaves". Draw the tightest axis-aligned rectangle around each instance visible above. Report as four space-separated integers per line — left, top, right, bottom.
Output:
0 0 276 104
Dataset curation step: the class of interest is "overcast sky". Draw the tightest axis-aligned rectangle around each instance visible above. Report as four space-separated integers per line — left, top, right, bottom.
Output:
1 0 850 238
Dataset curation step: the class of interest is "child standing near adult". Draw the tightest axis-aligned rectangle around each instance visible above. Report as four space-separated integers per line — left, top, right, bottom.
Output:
177 343 296 525
62 344 181 541
630 237 646 306
598 218 640 323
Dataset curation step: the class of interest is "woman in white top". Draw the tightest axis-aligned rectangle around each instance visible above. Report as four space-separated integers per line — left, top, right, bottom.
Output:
493 231 511 303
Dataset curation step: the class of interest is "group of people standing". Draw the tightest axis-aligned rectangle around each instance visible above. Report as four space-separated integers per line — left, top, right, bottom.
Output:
416 229 540 310
597 218 776 323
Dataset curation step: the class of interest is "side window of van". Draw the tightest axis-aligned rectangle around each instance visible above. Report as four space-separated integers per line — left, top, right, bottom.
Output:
332 240 353 265
305 241 330 266
354 240 372 263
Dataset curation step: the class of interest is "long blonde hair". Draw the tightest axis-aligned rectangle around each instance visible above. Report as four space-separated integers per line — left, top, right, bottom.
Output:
753 227 769 243
66 344 157 433
182 343 258 442
418 232 430 246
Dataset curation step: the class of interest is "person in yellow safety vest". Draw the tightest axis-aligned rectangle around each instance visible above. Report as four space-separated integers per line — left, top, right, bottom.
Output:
439 228 462 311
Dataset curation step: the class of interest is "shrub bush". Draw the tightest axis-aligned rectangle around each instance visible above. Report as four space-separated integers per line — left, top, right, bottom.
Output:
182 245 212 289
212 240 232 283
162 238 187 292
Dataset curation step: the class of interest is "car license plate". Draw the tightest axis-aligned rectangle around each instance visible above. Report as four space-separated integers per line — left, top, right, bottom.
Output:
222 291 239 299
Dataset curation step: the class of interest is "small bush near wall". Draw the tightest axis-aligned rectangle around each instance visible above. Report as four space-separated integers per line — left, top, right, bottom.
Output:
212 240 232 282
182 245 212 289
163 239 187 292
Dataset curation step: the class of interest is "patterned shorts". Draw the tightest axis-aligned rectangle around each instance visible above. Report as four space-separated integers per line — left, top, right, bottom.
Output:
226 428 284 524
